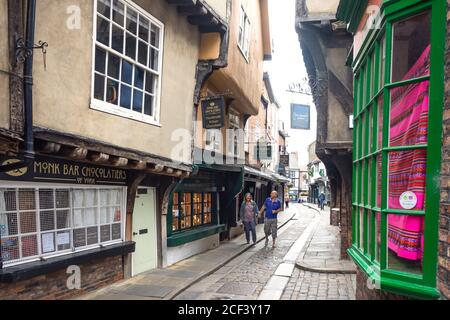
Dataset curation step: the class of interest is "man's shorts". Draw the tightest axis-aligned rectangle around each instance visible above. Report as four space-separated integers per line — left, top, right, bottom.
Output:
264 218 278 239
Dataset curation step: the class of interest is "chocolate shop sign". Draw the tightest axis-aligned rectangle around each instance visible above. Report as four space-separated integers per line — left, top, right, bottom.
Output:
0 155 127 186
202 97 226 129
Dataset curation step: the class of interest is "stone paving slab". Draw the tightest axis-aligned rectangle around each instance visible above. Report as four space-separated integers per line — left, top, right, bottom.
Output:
296 208 356 274
79 207 296 300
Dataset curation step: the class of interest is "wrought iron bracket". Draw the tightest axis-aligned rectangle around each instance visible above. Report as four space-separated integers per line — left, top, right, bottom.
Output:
15 37 48 68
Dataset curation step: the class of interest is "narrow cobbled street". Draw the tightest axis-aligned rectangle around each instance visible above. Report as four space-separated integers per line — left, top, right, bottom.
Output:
173 204 356 300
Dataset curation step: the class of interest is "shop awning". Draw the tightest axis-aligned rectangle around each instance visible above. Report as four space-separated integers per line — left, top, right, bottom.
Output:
244 166 274 182
271 172 290 184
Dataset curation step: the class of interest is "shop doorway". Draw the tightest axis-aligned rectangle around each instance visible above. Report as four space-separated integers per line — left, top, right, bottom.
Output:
132 187 157 276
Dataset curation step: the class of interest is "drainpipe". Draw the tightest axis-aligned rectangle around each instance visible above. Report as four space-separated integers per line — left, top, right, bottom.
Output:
0 0 36 174
0 0 36 269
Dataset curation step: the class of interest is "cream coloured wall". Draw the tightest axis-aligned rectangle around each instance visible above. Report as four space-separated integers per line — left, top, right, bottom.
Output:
0 0 9 130
33 0 199 164
305 0 339 14
204 0 228 21
210 0 265 116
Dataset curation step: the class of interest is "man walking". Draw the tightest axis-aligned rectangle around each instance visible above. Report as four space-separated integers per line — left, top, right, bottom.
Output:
259 190 282 248
318 192 326 211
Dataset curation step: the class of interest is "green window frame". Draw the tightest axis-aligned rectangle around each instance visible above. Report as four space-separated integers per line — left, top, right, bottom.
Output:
349 0 446 299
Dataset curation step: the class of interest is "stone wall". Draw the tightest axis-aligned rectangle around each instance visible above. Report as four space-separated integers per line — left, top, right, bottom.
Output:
437 0 450 301
0 255 124 300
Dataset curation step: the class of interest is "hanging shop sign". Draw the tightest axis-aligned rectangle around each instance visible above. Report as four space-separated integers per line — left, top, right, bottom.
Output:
291 104 310 130
279 154 290 168
255 142 273 161
0 155 127 186
202 96 226 129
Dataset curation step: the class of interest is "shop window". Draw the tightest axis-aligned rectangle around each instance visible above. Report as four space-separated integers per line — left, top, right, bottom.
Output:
92 0 163 124
0 187 125 266
391 11 431 83
387 214 424 275
171 192 214 232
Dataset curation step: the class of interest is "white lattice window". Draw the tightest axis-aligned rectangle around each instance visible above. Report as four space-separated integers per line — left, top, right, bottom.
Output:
91 0 164 125
238 5 250 61
0 187 125 267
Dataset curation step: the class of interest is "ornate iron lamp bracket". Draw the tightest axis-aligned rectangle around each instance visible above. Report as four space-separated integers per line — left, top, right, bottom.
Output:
15 37 48 70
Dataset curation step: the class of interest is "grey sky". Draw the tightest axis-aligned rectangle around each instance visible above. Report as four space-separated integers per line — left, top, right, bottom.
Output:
264 0 317 168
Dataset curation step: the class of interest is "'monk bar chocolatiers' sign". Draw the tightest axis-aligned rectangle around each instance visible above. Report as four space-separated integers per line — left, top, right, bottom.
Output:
202 97 226 129
0 155 127 185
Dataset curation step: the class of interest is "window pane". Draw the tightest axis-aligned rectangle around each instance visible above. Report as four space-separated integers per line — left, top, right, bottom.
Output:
1 237 19 261
95 47 107 74
112 0 124 26
40 210 55 231
108 54 120 80
100 207 112 224
101 225 111 242
389 81 429 146
73 228 86 247
377 95 383 149
87 226 98 245
379 36 385 89
387 214 424 274
57 230 71 251
111 24 124 53
150 24 160 47
121 60 133 84
21 234 38 257
392 11 430 83
0 212 18 236
19 189 35 210
1 189 16 211
113 207 122 222
139 16 149 42
39 189 54 209
55 189 69 208
120 84 132 109
375 212 381 262
56 210 70 229
376 154 382 208
126 8 138 34
138 41 148 66
144 94 153 116
149 48 158 71
106 79 119 105
359 208 364 249
133 90 143 113
134 67 144 89
97 0 111 18
83 208 97 226
94 74 105 100
367 211 372 255
20 211 37 234
145 72 155 93
388 149 427 210
125 33 136 60
96 16 110 46
41 232 55 253
112 223 121 240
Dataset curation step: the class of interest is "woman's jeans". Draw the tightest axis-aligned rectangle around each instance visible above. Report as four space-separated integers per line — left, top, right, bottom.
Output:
243 220 257 243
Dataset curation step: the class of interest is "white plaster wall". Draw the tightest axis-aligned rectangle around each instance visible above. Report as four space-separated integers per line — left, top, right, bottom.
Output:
165 234 220 266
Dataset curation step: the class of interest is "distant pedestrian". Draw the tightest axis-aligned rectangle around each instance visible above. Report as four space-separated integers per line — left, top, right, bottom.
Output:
285 196 290 208
259 190 282 248
239 193 259 244
318 192 326 211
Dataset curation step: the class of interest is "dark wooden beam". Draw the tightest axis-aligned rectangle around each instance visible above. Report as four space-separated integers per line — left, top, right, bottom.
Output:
36 141 61 154
177 4 207 16
188 14 218 26
167 0 197 6
129 159 146 170
109 155 128 167
59 146 88 160
87 151 109 163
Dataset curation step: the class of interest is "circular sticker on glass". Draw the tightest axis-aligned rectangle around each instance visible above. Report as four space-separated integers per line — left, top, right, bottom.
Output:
399 191 417 210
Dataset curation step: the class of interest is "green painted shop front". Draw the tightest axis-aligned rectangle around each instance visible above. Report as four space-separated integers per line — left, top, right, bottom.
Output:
337 0 446 299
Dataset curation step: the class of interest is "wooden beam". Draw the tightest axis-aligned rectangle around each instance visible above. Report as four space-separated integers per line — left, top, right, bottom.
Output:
177 4 207 16
188 14 219 26
87 151 109 163
167 0 197 6
109 156 128 167
153 164 165 173
166 168 174 175
129 159 146 170
36 141 61 154
59 146 88 160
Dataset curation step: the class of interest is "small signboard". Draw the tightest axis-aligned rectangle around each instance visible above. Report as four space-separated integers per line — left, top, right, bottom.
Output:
291 104 310 130
255 143 273 161
279 154 290 168
202 97 226 129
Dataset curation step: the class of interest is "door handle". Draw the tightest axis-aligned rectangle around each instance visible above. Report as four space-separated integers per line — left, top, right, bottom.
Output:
133 232 138 236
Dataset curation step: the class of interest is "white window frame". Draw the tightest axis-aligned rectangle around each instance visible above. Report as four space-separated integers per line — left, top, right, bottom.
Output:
90 0 164 126
228 111 241 157
0 182 126 268
238 5 250 62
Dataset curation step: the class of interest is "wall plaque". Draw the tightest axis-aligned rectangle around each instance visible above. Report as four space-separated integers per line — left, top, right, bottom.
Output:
202 97 226 129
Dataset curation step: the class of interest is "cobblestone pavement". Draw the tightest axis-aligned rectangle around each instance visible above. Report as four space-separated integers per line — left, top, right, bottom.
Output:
174 204 356 300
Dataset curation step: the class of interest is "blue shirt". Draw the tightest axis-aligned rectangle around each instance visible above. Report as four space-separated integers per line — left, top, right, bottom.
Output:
264 197 281 219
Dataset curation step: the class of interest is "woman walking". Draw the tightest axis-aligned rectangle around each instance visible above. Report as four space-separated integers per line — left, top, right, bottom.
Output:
239 193 259 244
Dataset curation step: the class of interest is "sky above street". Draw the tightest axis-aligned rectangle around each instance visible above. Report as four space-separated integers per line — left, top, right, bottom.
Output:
265 0 317 168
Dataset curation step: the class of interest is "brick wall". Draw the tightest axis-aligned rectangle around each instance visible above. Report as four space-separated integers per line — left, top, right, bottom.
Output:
438 0 450 301
355 268 408 300
0 255 124 300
